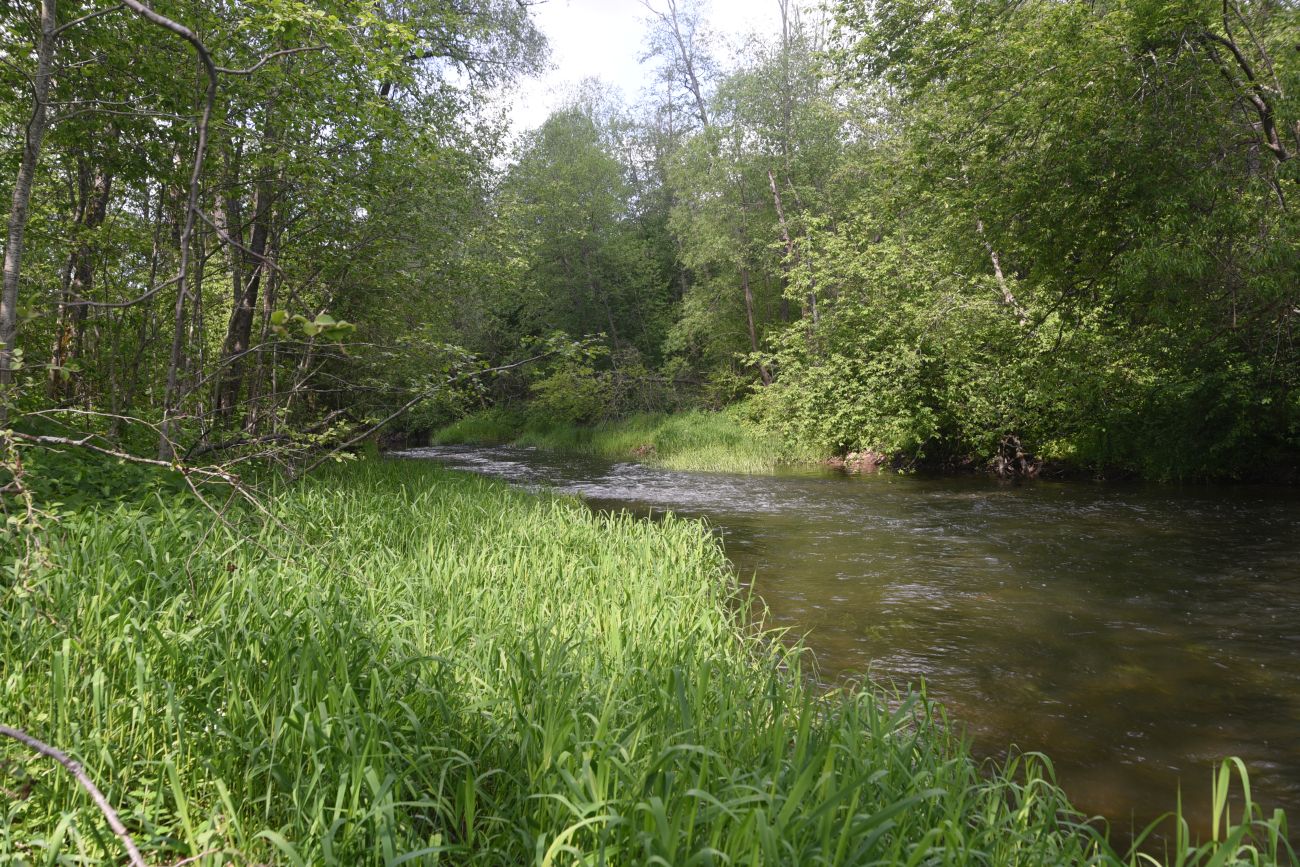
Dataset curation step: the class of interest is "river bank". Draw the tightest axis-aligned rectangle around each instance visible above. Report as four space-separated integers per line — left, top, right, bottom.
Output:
421 409 1109 481
2 460 1292 864
425 407 1300 483
429 407 822 474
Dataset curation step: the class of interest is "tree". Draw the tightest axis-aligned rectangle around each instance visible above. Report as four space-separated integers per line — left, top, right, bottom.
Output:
1 0 58 419
766 0 1300 477
1 0 545 462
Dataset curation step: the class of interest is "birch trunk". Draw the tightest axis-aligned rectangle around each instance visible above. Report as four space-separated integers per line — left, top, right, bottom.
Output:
1 0 58 419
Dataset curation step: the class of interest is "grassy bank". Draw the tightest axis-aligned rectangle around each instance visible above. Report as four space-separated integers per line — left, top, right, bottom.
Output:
1 461 1293 865
431 407 820 473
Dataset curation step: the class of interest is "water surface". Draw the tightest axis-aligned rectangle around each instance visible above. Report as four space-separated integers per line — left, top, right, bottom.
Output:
395 444 1300 838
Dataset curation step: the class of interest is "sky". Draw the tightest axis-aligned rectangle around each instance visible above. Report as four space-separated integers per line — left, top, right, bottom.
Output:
507 0 785 134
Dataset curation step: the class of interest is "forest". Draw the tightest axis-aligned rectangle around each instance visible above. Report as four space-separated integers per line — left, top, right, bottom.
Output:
2 0 1300 864
2 0 1298 480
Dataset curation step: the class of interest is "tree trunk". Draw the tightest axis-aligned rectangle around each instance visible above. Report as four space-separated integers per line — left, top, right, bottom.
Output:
741 266 772 386
127 0 220 459
111 185 165 441
1 0 57 419
767 167 816 327
215 118 275 424
51 153 115 401
664 0 710 129
242 224 280 434
644 0 712 130
731 175 772 385
976 218 1028 326
581 246 620 346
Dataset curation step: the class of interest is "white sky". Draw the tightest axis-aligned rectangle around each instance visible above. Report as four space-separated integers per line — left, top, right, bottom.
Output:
507 0 785 134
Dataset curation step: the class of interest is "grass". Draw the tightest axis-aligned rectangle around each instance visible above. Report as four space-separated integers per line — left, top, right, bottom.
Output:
431 407 820 474
0 460 1294 865
429 406 530 446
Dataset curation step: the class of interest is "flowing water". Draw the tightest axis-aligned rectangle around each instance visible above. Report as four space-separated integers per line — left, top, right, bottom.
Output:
395 444 1300 839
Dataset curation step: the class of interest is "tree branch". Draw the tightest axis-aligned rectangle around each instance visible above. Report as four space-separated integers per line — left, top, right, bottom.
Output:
1203 22 1290 162
52 3 124 37
215 46 326 76
0 725 147 867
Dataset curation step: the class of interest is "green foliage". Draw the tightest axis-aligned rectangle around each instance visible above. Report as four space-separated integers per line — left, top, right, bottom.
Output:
661 14 845 387
3 443 186 512
487 105 677 366
0 0 545 457
269 311 355 342
754 0 1300 479
525 347 612 426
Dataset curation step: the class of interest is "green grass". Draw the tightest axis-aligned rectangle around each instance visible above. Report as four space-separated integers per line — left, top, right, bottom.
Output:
0 461 1294 865
432 408 821 474
429 406 530 446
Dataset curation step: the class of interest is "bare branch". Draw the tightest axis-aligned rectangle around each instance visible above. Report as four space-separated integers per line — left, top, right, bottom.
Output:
0 725 147 867
12 431 177 470
52 3 124 37
215 45 327 75
62 272 182 309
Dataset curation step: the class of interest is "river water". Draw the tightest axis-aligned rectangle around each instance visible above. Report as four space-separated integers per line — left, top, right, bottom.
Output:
395 444 1300 839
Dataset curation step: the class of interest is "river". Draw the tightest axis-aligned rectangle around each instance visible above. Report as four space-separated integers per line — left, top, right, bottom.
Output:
395 444 1300 840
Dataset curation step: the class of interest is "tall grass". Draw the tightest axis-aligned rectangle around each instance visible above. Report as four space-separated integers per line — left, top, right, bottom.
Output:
432 408 817 473
0 461 1293 865
428 406 529 446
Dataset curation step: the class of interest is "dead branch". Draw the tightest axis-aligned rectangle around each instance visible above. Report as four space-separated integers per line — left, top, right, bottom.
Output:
976 218 1029 326
0 724 147 867
185 408 349 460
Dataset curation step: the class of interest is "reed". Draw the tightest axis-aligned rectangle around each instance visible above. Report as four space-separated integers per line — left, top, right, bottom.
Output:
0 461 1292 865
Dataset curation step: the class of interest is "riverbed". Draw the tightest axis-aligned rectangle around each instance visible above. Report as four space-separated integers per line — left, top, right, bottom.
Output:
395 444 1300 838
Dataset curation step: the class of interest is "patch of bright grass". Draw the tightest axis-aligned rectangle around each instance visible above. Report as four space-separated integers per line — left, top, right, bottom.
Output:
429 405 529 445
1 461 1293 864
434 407 821 473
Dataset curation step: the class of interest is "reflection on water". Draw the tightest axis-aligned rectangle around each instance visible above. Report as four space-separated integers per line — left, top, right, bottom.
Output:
394 444 1300 838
